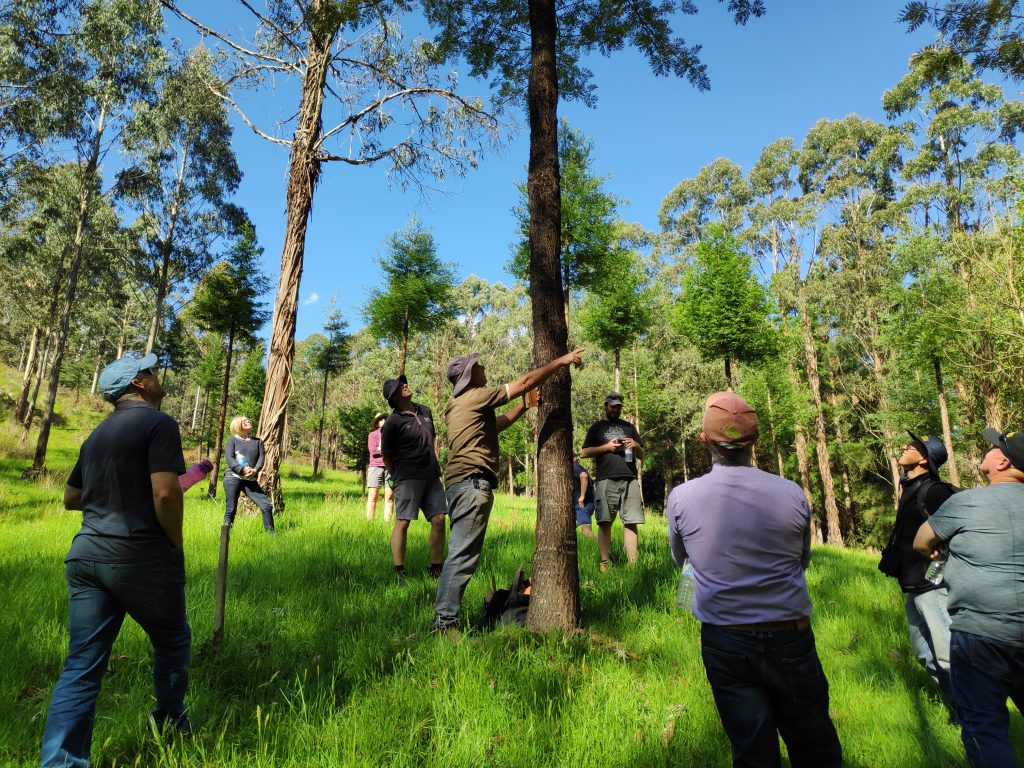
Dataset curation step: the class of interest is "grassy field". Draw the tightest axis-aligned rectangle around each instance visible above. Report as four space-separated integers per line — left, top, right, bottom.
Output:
1 378 1020 767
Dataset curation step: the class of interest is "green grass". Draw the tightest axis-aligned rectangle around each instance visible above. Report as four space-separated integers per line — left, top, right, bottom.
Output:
1 376 1020 766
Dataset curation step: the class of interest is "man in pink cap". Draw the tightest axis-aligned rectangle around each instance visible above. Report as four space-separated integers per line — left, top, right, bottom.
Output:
666 391 842 767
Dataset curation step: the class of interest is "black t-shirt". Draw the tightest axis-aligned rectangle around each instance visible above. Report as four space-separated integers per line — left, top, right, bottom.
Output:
572 462 594 504
66 399 186 563
581 418 642 481
380 403 441 482
894 474 956 592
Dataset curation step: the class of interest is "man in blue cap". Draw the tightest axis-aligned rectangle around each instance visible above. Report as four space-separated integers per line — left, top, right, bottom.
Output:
884 430 957 710
40 352 191 767
915 428 1024 767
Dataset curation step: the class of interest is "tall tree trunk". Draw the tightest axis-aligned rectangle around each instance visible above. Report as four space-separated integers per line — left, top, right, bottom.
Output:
797 288 842 545
14 325 40 423
680 425 690 483
631 347 643 502
191 385 202 431
200 388 211 459
312 370 328 476
146 145 188 354
525 0 579 632
765 387 785 477
613 346 621 393
208 325 236 498
23 332 52 436
934 357 959 486
116 300 131 358
399 307 409 376
90 340 106 396
724 356 732 390
257 17 332 512
563 246 570 333
787 361 818 541
29 110 105 476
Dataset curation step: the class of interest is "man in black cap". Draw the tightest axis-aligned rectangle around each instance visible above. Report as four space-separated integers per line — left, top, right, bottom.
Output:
915 428 1024 767
41 352 191 767
380 375 446 584
580 392 644 570
431 347 583 632
884 430 957 708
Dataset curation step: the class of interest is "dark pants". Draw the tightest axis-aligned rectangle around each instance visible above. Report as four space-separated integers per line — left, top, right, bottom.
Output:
224 475 275 531
951 629 1024 768
40 551 191 768
700 623 842 768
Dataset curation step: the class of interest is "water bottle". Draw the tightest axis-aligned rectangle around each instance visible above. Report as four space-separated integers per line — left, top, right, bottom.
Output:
925 556 946 585
676 560 695 612
178 460 214 492
624 444 634 463
236 452 249 474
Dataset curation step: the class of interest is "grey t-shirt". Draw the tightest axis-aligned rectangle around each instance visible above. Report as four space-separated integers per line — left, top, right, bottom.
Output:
927 483 1024 647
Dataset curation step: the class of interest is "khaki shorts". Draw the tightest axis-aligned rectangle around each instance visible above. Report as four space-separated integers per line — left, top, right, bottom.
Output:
594 478 644 525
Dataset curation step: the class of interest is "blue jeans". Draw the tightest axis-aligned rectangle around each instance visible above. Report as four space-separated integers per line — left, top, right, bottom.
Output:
40 551 191 768
905 587 954 704
224 475 275 531
574 501 594 526
432 478 493 629
700 623 842 768
951 630 1024 768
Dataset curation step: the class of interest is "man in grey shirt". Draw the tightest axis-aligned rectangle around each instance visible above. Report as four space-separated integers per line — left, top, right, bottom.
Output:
666 391 841 768
915 427 1024 768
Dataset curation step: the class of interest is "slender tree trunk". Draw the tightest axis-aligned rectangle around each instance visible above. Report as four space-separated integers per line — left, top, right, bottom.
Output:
563 246 570 333
208 325 236 498
613 346 621 393
796 288 842 545
257 16 332 512
200 388 211 458
525 0 578 632
146 146 188 354
631 348 644 502
116 300 130 358
724 356 732 390
191 385 202 431
680 426 689 483
14 326 40 423
508 456 515 496
29 111 105 476
399 307 409 377
90 340 105 396
934 357 960 486
765 388 785 477
312 370 328 476
23 333 52 437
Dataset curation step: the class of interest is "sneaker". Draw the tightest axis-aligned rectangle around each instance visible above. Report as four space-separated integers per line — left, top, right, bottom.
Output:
395 567 407 586
599 559 611 573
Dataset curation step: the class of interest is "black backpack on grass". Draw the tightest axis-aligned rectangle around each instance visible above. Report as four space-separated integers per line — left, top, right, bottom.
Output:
482 568 530 628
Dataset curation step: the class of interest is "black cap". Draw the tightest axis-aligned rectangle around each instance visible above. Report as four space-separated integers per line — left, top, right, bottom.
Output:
605 392 623 406
382 374 408 406
907 430 948 479
983 428 1024 472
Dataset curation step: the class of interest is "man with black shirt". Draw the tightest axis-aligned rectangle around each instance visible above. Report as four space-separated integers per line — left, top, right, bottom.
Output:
572 452 595 539
380 375 446 584
889 431 956 707
41 353 190 768
581 392 644 570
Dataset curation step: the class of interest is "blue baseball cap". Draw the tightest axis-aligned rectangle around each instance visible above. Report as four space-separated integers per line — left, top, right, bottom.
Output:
98 352 158 399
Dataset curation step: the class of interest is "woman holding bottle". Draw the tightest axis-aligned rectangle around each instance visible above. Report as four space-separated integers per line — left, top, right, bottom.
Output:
224 415 275 533
366 413 394 522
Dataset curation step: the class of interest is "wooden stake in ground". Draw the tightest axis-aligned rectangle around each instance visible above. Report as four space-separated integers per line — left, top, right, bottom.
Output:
212 523 231 651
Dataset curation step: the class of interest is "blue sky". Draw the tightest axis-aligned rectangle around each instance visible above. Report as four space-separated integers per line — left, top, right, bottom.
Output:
168 2 939 341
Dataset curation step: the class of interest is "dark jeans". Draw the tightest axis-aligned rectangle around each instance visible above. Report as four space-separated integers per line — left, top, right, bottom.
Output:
700 623 842 768
951 630 1024 768
40 550 191 768
224 474 275 531
432 477 493 629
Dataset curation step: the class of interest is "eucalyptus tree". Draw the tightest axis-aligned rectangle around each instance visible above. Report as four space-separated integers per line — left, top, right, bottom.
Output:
17 0 165 476
187 223 271 497
363 218 456 377
164 0 499 511
659 157 753 257
508 120 625 330
423 0 767 631
799 115 909 517
900 1 1024 82
309 305 350 477
117 47 243 353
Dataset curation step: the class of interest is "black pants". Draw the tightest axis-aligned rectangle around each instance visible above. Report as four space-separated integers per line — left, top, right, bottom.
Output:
223 475 274 532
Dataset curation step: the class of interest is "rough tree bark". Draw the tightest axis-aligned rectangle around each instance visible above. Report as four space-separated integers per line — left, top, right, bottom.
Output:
524 0 579 632
257 12 331 511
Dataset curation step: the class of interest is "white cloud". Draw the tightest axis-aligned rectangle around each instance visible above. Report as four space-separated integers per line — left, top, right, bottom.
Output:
302 292 320 306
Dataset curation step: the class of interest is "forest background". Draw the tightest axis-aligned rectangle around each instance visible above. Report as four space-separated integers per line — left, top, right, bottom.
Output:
1 0 1023 555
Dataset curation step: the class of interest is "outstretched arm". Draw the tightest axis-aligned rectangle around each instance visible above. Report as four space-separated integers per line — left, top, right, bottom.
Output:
504 347 583 400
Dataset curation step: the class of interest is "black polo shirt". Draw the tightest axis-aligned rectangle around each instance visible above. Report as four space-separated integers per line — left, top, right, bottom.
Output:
380 403 441 482
66 399 186 563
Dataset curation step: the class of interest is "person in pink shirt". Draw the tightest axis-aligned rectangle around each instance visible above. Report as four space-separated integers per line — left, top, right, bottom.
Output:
366 413 394 521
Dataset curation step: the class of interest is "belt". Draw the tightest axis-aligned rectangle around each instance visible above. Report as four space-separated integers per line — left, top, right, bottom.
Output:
716 617 811 633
